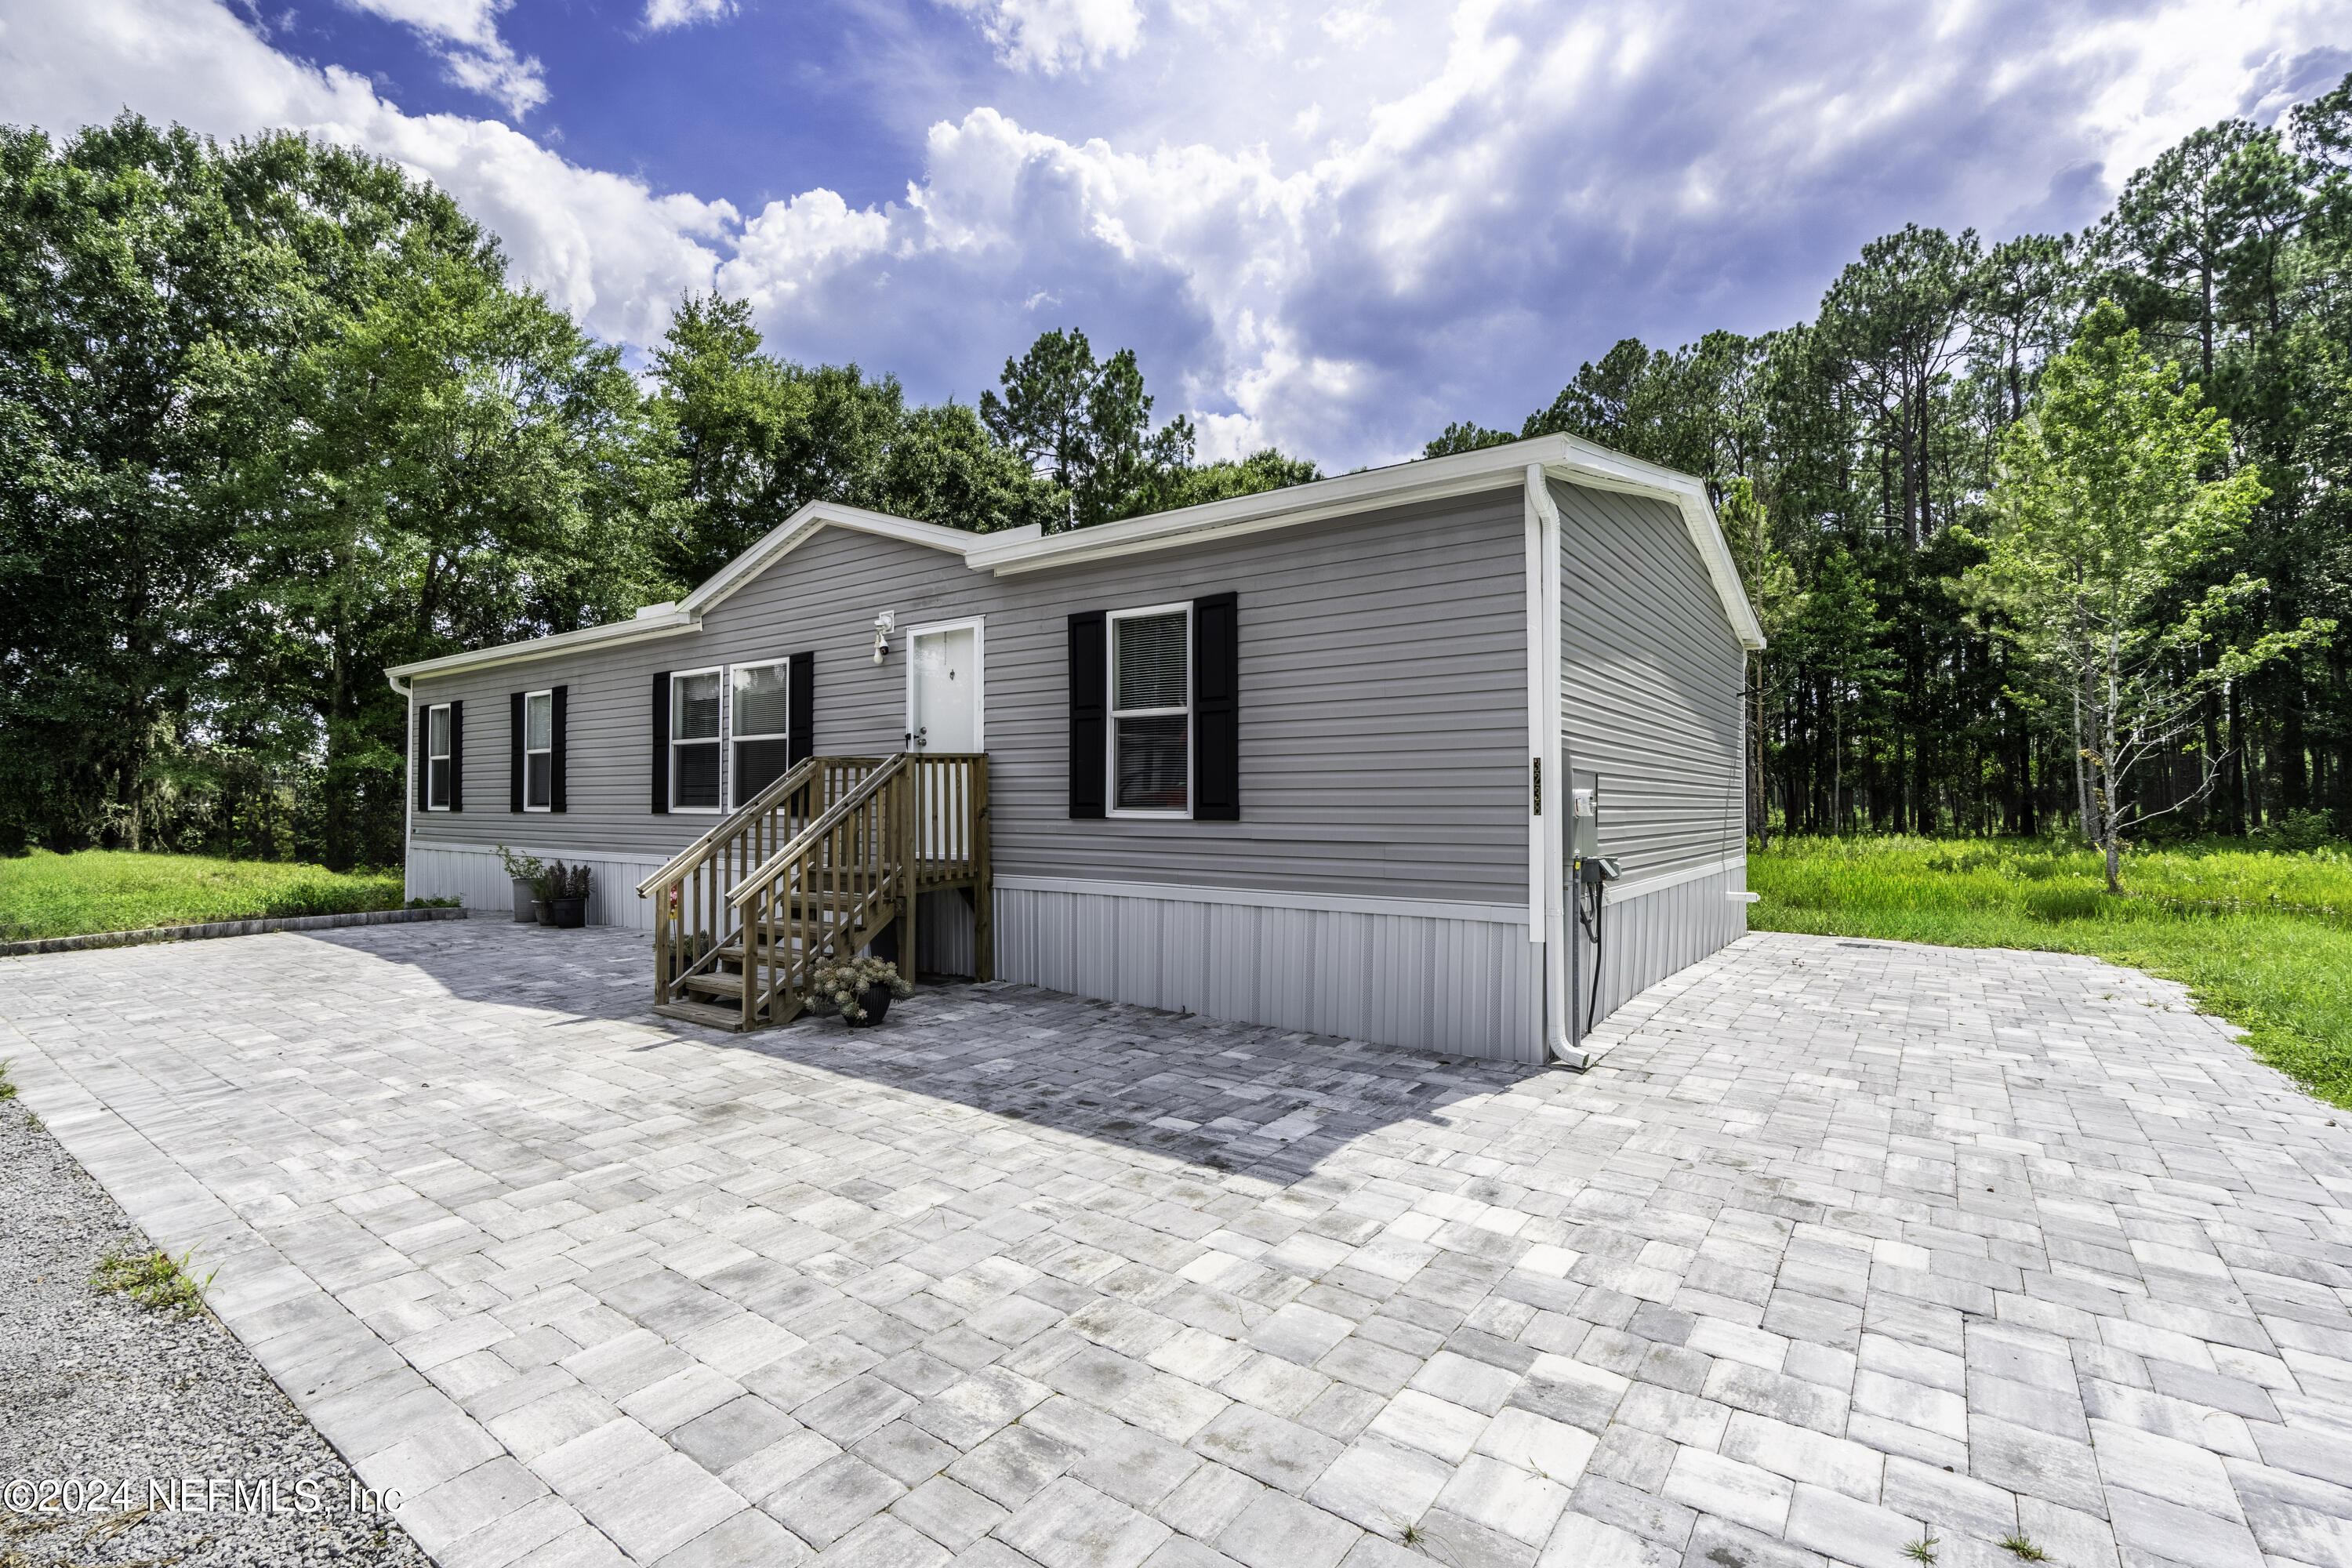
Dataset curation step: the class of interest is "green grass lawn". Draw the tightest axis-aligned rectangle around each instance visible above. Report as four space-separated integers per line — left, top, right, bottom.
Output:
1748 835 2352 1110
0 850 405 943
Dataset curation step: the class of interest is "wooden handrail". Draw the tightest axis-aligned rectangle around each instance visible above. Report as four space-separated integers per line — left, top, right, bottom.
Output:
728 752 913 909
635 755 890 896
648 750 989 1027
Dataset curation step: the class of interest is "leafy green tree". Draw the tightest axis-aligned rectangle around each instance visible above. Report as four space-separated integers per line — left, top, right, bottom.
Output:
650 295 1058 580
1783 546 1895 833
1131 448 1322 512
0 118 337 855
980 328 1196 528
1817 224 1980 548
1968 302 2319 890
2092 120 2290 390
1969 234 2078 426
214 206 674 867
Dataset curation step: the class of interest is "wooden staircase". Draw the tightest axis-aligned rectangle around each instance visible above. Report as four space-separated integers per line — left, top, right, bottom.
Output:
637 752 990 1032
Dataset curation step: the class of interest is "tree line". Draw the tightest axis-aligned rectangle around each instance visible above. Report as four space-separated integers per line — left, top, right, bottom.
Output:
8 76 2352 869
0 116 1313 866
1433 74 2352 850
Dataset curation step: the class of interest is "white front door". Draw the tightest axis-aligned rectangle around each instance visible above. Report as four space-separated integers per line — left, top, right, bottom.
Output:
909 624 980 753
908 622 982 862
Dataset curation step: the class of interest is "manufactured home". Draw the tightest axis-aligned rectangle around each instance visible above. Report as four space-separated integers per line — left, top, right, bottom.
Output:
387 434 1763 1066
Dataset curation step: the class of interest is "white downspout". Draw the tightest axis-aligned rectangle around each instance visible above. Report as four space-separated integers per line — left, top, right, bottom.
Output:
1524 466 1575 1065
387 672 414 903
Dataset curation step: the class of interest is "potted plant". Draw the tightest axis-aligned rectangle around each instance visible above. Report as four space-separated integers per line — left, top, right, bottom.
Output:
497 845 544 924
543 860 591 928
808 954 913 1028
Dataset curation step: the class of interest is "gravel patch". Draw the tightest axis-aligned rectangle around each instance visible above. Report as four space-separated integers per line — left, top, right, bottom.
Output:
0 1094 433 1568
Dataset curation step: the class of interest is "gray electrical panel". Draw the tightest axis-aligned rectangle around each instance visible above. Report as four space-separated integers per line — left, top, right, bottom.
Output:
1568 771 1601 861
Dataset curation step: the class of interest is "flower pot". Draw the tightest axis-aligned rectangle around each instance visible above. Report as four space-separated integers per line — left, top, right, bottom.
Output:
534 898 553 926
548 897 586 929
846 985 893 1028
512 877 536 922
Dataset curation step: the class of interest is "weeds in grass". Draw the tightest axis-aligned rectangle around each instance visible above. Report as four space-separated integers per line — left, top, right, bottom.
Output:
1750 836 2352 1109
78 1503 156 1548
1998 1535 2048 1561
1385 1513 1455 1563
93 1246 215 1315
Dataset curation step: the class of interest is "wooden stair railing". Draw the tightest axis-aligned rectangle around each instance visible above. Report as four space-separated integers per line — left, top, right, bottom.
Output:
639 755 891 1016
644 751 990 1033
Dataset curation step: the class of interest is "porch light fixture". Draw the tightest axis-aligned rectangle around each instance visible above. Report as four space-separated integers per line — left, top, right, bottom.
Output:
873 609 895 664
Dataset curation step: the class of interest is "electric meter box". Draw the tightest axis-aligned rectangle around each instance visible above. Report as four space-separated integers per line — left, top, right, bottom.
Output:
1569 783 1601 861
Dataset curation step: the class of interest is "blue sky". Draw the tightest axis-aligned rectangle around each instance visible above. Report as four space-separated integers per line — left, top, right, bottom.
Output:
4 0 2346 467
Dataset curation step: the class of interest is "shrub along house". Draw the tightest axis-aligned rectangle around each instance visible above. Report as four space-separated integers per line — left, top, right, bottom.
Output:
386 433 1763 1066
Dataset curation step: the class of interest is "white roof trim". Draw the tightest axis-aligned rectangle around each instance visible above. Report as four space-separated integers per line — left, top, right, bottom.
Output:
387 503 1030 681
389 439 1761 682
965 433 1765 649
386 604 700 681
686 502 1025 618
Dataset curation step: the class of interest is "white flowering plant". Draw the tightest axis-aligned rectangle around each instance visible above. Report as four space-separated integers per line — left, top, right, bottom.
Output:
807 954 913 1024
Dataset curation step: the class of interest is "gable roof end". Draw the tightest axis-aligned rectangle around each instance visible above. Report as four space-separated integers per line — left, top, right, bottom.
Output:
384 503 1018 681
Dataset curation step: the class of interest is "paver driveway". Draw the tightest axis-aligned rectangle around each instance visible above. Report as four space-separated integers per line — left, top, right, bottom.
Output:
4 922 2350 1568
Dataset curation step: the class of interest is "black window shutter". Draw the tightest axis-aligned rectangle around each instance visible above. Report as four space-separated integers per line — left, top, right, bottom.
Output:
786 652 815 765
510 692 525 813
651 672 671 814
448 700 464 811
1193 592 1240 821
1069 611 1106 818
551 686 568 812
413 705 427 810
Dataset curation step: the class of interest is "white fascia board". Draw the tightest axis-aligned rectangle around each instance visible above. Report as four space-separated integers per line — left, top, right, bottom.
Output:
387 607 702 682
1661 484 1767 652
961 434 1768 655
385 504 1033 684
964 437 1604 576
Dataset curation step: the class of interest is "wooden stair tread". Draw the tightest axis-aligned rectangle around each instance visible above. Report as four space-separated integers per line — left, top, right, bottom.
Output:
652 1000 754 1031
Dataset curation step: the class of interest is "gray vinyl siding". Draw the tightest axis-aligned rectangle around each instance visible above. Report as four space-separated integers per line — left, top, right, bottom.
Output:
408 488 1530 906
982 490 1528 904
407 527 976 864
1555 481 1746 880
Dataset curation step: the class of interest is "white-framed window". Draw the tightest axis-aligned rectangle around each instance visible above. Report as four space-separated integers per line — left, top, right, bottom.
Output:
524 690 554 811
732 659 792 801
670 667 723 812
1109 603 1190 817
426 702 453 811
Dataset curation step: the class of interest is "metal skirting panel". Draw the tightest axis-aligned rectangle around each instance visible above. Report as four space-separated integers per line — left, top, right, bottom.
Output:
406 845 666 931
412 848 987 962
1583 868 1747 1025
916 891 977 977
995 885 1544 1063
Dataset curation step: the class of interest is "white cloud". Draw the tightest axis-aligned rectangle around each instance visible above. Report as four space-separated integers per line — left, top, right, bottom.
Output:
717 191 893 314
5 0 2350 467
934 0 1144 74
0 0 729 343
337 0 546 115
641 0 734 33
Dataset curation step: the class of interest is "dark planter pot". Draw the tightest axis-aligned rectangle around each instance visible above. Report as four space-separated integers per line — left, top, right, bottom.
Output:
846 985 893 1028
548 897 586 929
534 898 553 926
